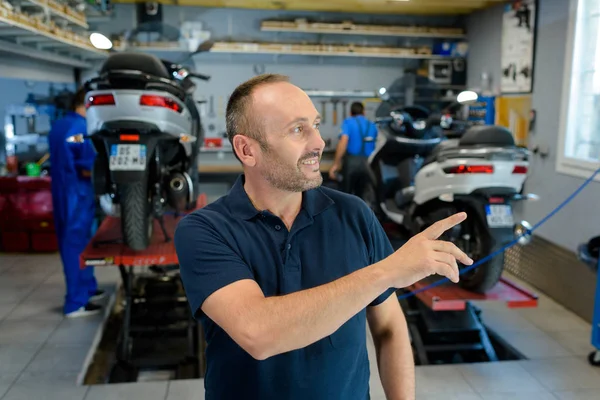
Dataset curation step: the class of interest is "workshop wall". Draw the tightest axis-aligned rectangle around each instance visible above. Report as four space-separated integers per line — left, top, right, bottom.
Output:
0 54 75 83
86 4 465 147
0 78 76 137
466 0 600 253
465 5 503 92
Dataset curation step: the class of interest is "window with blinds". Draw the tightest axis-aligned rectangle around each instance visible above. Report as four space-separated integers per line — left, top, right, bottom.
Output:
559 0 600 176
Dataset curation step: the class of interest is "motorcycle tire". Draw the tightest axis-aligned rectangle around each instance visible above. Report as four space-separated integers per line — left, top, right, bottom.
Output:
120 181 153 251
459 249 505 294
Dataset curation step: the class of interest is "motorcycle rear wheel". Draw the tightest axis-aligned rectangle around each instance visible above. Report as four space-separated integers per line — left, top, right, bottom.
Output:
120 181 153 251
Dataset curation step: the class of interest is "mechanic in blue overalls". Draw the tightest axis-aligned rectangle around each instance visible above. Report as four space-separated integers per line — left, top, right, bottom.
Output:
329 101 377 195
48 87 105 318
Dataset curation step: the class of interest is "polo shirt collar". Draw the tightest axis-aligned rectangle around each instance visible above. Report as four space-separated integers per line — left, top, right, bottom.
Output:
227 174 334 220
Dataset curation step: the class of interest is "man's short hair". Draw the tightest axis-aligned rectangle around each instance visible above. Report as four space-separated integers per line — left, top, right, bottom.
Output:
226 73 290 161
350 102 364 116
69 86 87 111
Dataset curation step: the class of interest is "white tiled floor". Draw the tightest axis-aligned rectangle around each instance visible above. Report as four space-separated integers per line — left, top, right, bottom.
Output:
0 251 599 399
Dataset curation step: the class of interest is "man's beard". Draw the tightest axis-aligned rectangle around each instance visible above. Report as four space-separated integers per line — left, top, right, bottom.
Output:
259 143 323 192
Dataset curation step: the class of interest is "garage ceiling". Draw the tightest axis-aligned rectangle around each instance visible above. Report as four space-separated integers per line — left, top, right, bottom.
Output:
110 0 509 15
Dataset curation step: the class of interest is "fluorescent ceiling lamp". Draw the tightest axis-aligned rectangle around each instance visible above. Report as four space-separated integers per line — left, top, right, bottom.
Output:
90 32 112 50
457 90 478 104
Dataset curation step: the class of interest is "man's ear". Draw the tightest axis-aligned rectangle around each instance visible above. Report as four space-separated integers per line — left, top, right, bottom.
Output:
233 134 256 167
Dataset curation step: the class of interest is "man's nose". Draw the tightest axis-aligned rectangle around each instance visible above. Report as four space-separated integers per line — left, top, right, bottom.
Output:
310 127 326 151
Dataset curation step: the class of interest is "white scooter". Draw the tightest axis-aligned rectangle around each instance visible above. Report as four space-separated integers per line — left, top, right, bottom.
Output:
363 101 536 293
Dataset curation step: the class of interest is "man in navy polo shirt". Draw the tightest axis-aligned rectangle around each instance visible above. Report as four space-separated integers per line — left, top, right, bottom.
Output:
174 74 472 400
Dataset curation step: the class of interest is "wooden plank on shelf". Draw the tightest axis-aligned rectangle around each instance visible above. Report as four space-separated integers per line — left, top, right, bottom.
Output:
209 41 458 60
23 0 88 29
260 20 466 38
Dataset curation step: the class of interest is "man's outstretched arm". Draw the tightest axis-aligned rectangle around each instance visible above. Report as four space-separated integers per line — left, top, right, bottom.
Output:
367 295 415 400
175 212 471 361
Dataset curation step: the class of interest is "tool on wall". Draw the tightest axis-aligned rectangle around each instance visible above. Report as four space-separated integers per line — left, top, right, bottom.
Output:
320 100 327 124
341 99 348 120
208 95 216 118
331 99 339 125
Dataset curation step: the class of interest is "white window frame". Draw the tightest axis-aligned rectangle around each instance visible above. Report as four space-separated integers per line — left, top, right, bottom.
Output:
556 0 600 179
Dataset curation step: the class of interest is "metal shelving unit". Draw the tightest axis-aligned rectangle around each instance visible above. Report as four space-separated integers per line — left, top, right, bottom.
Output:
0 0 107 67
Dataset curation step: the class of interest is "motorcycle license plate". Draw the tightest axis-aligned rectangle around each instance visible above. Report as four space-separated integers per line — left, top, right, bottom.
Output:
109 144 146 171
485 204 514 228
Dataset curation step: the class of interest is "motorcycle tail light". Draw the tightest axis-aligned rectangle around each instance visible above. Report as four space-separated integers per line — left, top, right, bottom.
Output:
513 165 528 174
120 134 139 141
489 197 504 204
86 94 115 108
443 165 494 174
140 95 182 113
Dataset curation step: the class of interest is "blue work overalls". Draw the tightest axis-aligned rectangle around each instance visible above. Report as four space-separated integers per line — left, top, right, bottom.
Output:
48 111 98 314
340 115 377 196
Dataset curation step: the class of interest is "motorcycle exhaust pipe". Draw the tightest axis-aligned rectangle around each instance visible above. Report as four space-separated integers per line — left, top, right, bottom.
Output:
167 172 193 212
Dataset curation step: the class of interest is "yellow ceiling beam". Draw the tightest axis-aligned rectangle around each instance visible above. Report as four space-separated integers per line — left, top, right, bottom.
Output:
110 0 503 15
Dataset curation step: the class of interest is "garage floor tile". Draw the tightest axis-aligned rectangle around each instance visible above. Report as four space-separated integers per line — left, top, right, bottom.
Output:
410 393 484 400
552 388 600 399
84 382 169 400
166 380 205 400
0 319 61 345
0 304 17 322
1 383 89 400
415 365 477 395
4 298 64 322
0 344 42 374
0 373 19 399
522 357 600 391
517 308 591 333
456 361 546 394
23 344 92 374
546 331 597 356
478 390 559 399
497 329 573 359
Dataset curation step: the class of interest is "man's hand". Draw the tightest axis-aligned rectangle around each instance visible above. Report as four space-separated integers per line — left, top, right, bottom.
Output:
377 212 473 288
329 163 340 180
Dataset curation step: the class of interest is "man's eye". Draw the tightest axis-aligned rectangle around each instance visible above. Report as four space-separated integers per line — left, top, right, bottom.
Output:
293 125 303 133
313 123 321 130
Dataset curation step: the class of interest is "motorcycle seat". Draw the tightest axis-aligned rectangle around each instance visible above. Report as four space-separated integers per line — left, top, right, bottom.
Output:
422 139 460 167
101 52 170 79
459 125 515 147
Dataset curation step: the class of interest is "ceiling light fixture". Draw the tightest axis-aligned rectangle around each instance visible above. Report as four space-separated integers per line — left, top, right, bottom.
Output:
90 32 113 50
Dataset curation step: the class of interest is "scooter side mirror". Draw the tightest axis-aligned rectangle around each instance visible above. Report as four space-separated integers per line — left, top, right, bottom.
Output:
514 220 533 245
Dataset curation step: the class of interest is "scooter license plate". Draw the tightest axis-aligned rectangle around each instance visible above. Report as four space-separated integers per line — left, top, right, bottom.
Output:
485 204 514 228
109 144 147 171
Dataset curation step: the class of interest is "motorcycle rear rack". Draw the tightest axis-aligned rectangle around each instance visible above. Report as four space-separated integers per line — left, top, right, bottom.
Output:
436 146 530 162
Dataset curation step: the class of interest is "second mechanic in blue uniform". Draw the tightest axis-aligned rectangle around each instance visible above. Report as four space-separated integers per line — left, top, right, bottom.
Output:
329 101 377 196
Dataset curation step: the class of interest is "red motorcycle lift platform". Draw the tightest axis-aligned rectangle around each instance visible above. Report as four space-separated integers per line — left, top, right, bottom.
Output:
78 194 208 383
407 276 539 311
79 194 207 268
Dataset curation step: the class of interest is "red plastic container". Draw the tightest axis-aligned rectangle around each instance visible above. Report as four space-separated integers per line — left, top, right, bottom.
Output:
0 176 58 253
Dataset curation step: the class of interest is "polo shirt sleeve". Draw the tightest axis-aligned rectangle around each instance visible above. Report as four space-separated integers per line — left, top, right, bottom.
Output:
366 210 397 307
174 212 255 318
